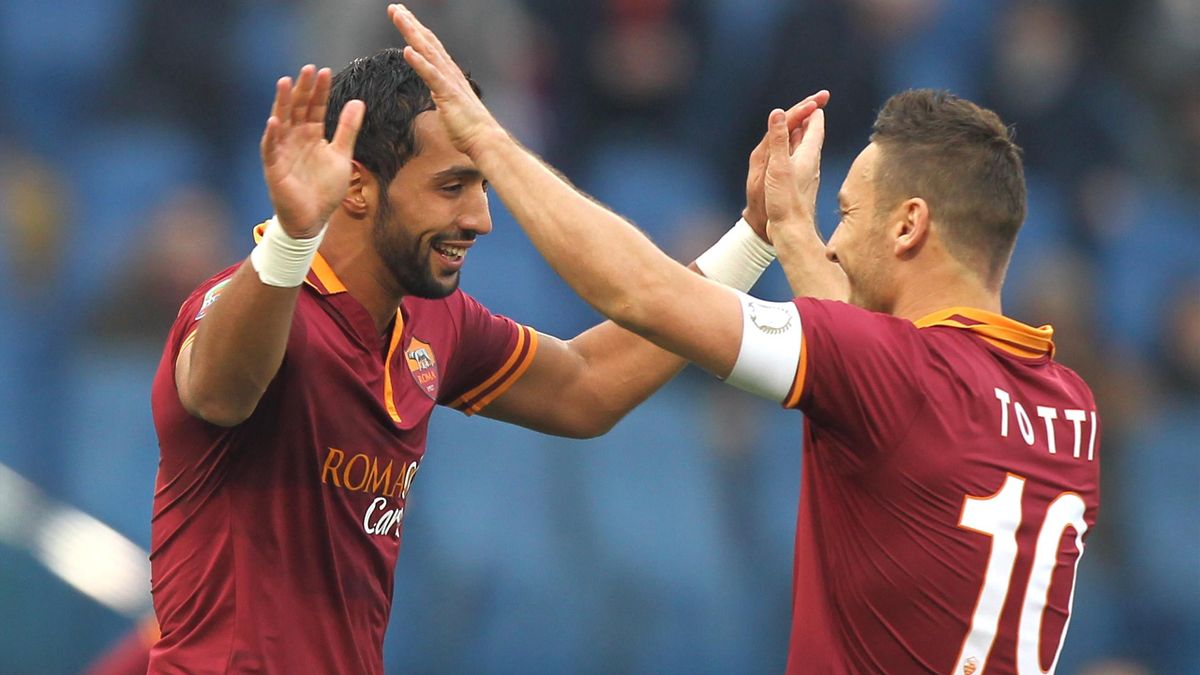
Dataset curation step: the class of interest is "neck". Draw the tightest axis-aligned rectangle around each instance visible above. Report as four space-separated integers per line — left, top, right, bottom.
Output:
889 267 1001 323
320 219 404 334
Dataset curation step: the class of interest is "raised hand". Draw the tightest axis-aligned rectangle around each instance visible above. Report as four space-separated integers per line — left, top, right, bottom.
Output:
388 4 503 157
743 91 830 242
260 65 365 239
764 105 826 243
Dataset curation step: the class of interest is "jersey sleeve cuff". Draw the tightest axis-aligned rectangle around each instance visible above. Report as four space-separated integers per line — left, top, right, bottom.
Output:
782 334 808 409
448 325 539 415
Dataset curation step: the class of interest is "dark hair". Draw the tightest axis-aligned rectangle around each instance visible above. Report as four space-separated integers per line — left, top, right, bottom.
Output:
870 89 1026 284
325 48 481 189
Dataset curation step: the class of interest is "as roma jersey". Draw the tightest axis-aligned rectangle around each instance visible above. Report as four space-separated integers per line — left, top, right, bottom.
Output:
148 248 537 674
782 299 1100 675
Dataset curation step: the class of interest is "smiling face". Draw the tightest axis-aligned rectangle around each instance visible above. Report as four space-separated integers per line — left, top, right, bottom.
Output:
372 110 491 299
825 143 897 313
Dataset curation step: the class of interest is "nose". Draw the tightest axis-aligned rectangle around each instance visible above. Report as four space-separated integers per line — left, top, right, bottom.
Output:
460 188 493 237
824 245 839 264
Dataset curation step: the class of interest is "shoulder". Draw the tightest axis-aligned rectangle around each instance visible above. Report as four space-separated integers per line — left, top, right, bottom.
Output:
794 298 924 343
169 263 242 331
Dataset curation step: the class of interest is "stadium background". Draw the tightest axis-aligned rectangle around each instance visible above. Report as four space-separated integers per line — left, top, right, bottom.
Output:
0 0 1196 672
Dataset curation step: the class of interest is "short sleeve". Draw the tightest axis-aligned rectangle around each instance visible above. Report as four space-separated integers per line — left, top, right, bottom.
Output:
165 267 240 363
438 291 538 414
785 298 927 460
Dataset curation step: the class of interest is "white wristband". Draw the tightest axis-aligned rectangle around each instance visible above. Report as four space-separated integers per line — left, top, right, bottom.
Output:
249 216 327 288
694 218 776 292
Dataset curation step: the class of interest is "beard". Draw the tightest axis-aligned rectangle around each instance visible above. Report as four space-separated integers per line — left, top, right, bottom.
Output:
372 194 461 299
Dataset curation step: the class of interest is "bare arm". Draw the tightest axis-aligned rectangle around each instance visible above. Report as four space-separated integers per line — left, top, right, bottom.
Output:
477 93 834 437
176 66 364 426
483 259 736 438
479 321 684 439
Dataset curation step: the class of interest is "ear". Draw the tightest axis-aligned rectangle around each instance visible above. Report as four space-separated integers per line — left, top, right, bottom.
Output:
341 160 372 218
893 197 929 259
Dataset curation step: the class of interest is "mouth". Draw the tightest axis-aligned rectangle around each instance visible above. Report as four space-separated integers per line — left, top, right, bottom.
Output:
431 240 473 270
432 242 467 260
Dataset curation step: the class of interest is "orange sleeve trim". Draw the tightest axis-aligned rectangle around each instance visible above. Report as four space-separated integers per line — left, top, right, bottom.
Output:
464 329 540 415
449 325 528 407
783 333 808 409
449 326 539 415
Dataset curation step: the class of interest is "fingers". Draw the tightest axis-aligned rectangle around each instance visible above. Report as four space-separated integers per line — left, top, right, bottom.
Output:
270 76 292 126
785 90 829 132
766 109 791 175
262 76 294 165
291 65 317 126
390 5 439 62
402 45 451 96
752 97 817 165
308 68 333 126
260 116 282 166
330 99 366 157
796 109 826 159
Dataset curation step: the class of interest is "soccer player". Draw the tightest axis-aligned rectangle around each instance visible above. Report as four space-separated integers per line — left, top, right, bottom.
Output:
148 45 827 673
392 5 1101 674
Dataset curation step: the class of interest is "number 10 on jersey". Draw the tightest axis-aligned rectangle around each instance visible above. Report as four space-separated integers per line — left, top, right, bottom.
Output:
954 474 1088 674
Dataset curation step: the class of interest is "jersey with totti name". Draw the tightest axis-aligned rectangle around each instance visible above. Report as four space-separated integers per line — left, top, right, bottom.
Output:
781 299 1099 675
148 244 537 674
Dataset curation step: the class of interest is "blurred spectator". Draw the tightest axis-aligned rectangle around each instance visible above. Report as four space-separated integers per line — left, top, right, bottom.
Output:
305 0 550 152
724 0 885 202
527 0 708 168
0 148 73 495
85 186 236 346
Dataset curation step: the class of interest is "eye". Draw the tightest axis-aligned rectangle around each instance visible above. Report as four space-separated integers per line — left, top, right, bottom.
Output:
481 180 489 193
441 183 464 195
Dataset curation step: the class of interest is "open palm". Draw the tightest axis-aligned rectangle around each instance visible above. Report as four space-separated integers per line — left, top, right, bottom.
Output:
260 65 365 239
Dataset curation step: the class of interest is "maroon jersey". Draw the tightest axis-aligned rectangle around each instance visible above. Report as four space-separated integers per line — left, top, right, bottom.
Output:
148 237 537 674
782 300 1099 675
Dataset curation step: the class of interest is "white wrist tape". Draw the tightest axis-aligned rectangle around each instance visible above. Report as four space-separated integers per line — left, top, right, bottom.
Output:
250 216 327 287
724 291 803 403
694 218 776 292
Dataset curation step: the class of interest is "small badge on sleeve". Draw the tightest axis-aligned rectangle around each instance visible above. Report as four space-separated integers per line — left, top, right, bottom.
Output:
195 278 233 320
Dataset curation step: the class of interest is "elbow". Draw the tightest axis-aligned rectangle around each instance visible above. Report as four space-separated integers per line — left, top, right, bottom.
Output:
566 413 619 440
179 382 258 428
185 396 255 428
545 389 623 440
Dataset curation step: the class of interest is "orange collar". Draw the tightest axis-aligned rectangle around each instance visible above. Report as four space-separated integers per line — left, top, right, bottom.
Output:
913 306 1055 358
253 221 347 295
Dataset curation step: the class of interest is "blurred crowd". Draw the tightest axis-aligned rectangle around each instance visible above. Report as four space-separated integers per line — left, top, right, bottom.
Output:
0 0 1196 673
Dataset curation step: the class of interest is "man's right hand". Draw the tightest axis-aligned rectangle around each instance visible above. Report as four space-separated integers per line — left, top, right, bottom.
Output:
743 91 830 242
764 105 826 238
260 65 365 239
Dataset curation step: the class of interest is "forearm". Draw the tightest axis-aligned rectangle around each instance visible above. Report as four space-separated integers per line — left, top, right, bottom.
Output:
180 261 300 425
471 131 687 330
773 219 850 301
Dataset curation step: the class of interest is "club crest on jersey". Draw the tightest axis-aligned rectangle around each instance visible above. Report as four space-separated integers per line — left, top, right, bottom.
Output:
195 278 232 320
405 337 439 399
